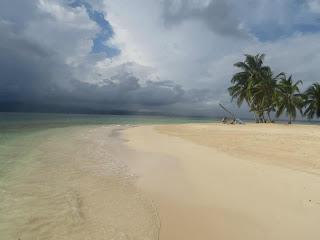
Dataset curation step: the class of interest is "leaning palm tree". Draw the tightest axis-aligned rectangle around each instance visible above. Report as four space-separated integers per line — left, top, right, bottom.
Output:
275 75 303 124
228 54 270 122
303 83 320 119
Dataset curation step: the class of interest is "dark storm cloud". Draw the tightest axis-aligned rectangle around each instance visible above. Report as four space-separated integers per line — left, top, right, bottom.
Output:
0 21 72 103
70 76 185 108
162 0 250 38
0 0 38 27
0 0 225 116
0 20 202 114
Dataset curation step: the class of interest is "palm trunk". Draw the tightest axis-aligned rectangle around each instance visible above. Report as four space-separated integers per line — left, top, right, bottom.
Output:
253 112 258 123
267 111 272 123
288 115 292 124
262 113 266 123
258 113 265 123
250 102 259 123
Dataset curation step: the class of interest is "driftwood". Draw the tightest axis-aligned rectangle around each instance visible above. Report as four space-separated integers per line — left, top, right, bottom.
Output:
219 104 244 124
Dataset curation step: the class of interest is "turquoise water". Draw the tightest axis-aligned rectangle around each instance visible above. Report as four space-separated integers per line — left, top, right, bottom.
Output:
0 112 214 240
0 112 214 174
0 112 318 239
0 113 214 175
0 112 214 130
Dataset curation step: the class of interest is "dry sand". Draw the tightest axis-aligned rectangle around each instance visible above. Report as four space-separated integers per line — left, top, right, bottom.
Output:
3 123 320 240
123 123 320 240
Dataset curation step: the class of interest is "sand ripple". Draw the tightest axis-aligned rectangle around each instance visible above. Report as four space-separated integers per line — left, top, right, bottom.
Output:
0 126 160 240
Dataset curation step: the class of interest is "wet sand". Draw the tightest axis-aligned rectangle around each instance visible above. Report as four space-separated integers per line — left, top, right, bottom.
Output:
0 126 159 240
123 123 320 240
2 123 320 240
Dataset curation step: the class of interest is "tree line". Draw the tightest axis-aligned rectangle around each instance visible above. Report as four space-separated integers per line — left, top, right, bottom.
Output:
228 54 320 124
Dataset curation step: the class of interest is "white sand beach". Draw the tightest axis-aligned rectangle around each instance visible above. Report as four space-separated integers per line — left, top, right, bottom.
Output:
2 0 320 239
2 123 320 240
123 123 320 240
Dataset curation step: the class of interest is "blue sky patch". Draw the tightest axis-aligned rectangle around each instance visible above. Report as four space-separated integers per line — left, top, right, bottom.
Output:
68 0 120 57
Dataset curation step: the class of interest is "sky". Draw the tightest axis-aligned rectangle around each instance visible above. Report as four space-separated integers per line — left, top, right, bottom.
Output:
1 0 320 117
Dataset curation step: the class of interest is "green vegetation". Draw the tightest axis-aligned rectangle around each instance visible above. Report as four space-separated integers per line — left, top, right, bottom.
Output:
228 54 320 123
303 83 320 119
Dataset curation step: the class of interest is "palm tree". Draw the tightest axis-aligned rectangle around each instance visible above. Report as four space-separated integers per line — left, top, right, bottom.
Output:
228 71 250 106
228 54 271 122
250 69 284 122
275 75 303 124
303 83 320 119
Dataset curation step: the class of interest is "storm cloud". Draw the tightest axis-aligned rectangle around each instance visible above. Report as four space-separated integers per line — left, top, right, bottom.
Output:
0 21 194 114
1 0 320 117
162 0 250 38
0 0 216 115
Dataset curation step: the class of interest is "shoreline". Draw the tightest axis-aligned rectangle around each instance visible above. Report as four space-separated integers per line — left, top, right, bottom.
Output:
122 123 320 240
0 125 160 240
2 122 320 239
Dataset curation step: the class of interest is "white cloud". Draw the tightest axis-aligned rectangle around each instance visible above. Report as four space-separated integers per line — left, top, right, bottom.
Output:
102 0 254 88
308 0 320 13
1 0 320 116
94 0 320 116
25 0 98 64
103 0 319 82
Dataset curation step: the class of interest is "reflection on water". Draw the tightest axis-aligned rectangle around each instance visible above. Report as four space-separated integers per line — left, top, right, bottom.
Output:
0 126 160 240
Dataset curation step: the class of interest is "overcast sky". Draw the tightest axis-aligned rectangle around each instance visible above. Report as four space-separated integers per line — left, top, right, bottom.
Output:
1 0 320 117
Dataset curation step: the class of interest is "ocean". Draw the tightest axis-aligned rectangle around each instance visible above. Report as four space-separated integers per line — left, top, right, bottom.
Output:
0 112 214 240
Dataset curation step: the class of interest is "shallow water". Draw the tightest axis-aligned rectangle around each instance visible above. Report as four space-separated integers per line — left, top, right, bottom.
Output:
0 113 216 239
0 115 159 239
0 126 162 239
0 112 214 178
